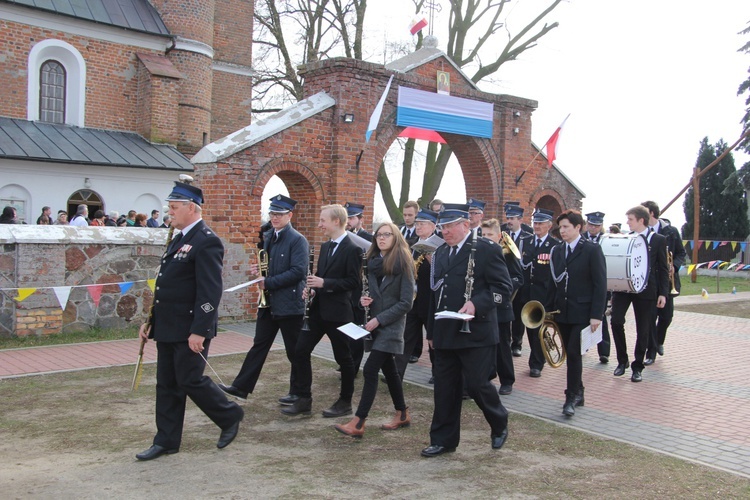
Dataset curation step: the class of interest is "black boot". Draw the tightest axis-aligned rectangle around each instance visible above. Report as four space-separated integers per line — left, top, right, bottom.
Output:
562 390 576 417
281 397 312 416
574 387 585 407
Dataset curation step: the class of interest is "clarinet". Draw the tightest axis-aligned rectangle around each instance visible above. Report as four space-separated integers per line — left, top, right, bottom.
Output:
301 247 315 332
459 231 477 334
361 253 374 349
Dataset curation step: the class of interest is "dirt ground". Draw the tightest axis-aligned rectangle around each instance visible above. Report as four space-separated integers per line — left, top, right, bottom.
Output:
674 299 750 319
1 352 748 499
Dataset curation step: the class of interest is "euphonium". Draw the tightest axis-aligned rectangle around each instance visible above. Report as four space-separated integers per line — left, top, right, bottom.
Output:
500 231 521 260
460 231 477 334
301 247 315 331
257 249 270 309
667 249 679 296
520 300 565 368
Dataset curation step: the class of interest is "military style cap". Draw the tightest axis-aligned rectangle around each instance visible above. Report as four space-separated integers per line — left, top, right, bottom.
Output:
438 203 470 225
532 208 555 223
269 194 297 213
467 198 486 212
504 201 524 218
585 211 605 225
166 181 203 205
416 208 439 223
344 202 365 217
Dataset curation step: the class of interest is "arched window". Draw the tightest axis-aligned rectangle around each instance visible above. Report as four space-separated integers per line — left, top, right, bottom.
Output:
68 189 103 218
40 60 66 124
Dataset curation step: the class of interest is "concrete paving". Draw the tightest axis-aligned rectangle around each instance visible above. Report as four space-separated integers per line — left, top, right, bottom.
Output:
2 292 749 478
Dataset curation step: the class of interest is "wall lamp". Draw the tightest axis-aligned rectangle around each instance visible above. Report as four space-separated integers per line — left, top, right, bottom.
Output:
84 177 92 188
342 113 355 123
513 111 521 117
513 127 520 135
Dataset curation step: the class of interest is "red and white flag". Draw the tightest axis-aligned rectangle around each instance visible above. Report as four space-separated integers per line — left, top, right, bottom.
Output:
544 114 570 167
409 17 427 35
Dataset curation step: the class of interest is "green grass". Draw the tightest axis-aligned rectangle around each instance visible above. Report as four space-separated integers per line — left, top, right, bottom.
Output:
679 275 750 295
0 326 138 350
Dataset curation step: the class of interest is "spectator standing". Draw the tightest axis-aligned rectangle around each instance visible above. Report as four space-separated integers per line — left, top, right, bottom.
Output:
0 206 17 224
36 206 52 225
147 209 161 228
54 211 68 225
135 213 148 227
69 205 89 227
126 210 137 226
160 215 172 228
90 210 106 226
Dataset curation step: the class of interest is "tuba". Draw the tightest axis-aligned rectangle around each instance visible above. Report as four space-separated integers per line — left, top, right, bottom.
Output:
521 300 565 368
256 249 270 308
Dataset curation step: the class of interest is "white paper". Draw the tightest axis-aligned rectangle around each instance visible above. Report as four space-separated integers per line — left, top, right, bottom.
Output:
337 322 372 340
434 311 474 321
411 235 446 254
224 277 264 292
580 325 603 355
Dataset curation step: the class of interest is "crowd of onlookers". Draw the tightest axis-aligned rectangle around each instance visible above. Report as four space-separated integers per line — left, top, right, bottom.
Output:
0 205 171 228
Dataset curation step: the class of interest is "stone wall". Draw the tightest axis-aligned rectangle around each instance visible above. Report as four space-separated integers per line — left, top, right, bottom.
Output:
0 225 250 338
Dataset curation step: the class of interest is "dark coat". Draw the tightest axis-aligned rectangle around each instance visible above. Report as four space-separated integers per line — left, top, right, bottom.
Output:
547 239 607 325
497 247 523 323
655 219 686 292
427 236 513 349
520 233 561 303
642 232 670 299
262 225 309 317
355 228 373 242
408 248 432 321
312 235 363 324
366 259 415 354
150 220 223 342
400 225 419 247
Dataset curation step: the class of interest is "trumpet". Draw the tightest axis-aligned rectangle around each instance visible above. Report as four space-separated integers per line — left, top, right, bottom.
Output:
667 249 679 296
521 300 565 368
301 247 315 332
257 249 270 309
460 231 477 334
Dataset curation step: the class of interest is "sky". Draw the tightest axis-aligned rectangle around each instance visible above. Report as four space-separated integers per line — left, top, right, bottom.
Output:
264 0 750 231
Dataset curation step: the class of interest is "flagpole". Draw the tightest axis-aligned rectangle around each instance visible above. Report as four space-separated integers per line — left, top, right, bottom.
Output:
514 114 569 185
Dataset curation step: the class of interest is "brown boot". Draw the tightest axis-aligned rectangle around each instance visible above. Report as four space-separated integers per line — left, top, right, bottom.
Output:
334 417 365 437
381 408 411 430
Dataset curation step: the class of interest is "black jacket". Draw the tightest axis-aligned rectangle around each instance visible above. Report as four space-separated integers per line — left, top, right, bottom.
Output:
262 225 309 317
520 233 561 303
547 239 607 325
311 235 363 323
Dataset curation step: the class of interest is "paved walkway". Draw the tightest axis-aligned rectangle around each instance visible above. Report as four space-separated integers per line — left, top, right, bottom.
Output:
2 292 749 478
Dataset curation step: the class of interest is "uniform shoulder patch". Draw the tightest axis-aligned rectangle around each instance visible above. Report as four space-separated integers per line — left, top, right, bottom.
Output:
493 293 503 304
201 303 215 313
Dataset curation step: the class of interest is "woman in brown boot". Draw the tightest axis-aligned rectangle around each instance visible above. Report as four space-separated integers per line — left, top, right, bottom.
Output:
335 223 415 437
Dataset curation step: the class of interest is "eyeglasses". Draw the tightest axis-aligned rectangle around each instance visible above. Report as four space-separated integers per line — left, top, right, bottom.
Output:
268 212 287 218
375 232 394 239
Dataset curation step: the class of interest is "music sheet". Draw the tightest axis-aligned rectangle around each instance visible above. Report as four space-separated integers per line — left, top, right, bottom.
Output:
224 277 264 292
434 311 474 321
580 325 603 355
338 322 371 340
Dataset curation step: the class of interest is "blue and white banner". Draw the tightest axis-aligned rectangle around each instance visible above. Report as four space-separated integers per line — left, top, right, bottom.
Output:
396 87 493 139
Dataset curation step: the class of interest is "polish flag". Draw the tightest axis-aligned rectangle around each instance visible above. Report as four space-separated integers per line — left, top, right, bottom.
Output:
410 18 428 35
544 114 570 167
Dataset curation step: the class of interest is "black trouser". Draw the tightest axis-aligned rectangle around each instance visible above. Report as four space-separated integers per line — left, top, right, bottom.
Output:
356 349 406 419
154 340 243 449
495 321 515 387
526 325 546 371
292 315 355 401
350 306 366 374
610 293 656 372
647 294 674 357
429 346 508 449
558 322 586 396
395 312 427 380
597 313 611 358
510 295 525 350
231 310 302 395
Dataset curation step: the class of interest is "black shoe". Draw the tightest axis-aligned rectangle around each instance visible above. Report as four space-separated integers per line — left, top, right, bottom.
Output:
491 428 509 449
644 357 655 366
498 385 513 396
631 370 643 382
136 444 178 461
217 416 242 449
278 394 299 406
428 376 434 384
574 388 585 407
599 356 609 364
462 390 471 400
281 397 312 416
613 363 627 377
657 345 665 356
322 398 352 418
409 355 419 364
511 348 522 357
219 384 248 400
421 444 456 457
529 368 542 378
562 400 575 416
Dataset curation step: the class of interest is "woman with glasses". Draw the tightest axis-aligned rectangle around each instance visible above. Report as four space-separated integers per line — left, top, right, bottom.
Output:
334 222 415 437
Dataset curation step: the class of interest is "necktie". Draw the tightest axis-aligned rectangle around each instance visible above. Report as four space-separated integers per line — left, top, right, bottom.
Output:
536 238 542 249
168 232 183 253
328 241 338 257
448 245 458 263
566 245 572 262
272 232 279 243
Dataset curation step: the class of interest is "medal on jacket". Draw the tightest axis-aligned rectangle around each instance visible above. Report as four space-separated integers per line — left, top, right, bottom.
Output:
537 253 551 265
176 244 192 260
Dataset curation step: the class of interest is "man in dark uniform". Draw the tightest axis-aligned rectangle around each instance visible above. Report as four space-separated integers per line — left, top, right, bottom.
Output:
220 195 309 406
344 201 372 376
136 182 244 461
581 211 611 364
481 218 523 396
611 205 669 382
519 208 560 378
421 204 513 457
504 202 532 357
400 200 420 247
283 204 362 418
345 202 373 242
467 197 485 238
395 208 440 381
547 210 607 416
642 200 686 361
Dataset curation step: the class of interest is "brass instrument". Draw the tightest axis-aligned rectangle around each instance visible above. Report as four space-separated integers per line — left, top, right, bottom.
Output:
500 231 521 260
521 300 565 368
257 249 270 308
301 247 315 331
667 249 679 296
460 231 477 334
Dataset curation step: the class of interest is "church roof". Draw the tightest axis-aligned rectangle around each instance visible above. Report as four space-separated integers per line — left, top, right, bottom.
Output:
0 117 192 171
385 45 479 91
2 0 170 36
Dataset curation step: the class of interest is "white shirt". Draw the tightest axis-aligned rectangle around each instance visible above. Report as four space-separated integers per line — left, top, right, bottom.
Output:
173 218 202 239
69 215 89 227
328 232 347 256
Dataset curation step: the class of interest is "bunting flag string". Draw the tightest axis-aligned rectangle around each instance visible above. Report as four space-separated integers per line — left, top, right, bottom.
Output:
680 240 748 252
